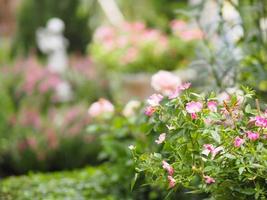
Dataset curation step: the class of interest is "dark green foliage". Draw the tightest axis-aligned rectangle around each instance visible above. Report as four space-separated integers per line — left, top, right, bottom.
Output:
0 164 160 200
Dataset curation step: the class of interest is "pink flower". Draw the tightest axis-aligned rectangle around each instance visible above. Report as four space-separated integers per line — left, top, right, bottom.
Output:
170 20 203 41
168 82 191 99
170 20 187 32
162 160 174 176
218 88 244 105
121 47 139 64
167 176 176 188
254 116 267 128
234 137 245 147
179 29 203 41
202 144 223 159
186 101 203 118
204 175 215 184
246 131 260 141
155 133 166 144
144 106 156 116
207 101 217 112
94 26 115 42
203 144 214 152
88 98 114 118
191 113 197 119
147 94 164 106
151 71 181 96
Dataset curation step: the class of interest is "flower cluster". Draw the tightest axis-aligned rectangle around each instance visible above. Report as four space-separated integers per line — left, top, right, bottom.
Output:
145 70 191 116
134 79 267 199
93 22 168 60
90 21 197 73
170 20 203 41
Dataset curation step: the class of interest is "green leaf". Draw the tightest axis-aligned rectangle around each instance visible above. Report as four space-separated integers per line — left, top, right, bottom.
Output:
211 131 221 143
238 167 245 175
245 104 253 114
204 166 214 172
86 125 99 133
224 153 236 159
153 153 162 159
131 173 139 191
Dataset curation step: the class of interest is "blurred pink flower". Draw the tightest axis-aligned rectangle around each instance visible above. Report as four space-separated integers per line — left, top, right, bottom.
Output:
88 98 114 118
234 136 245 147
162 160 174 176
179 29 203 41
254 116 267 128
170 20 187 32
94 26 115 42
20 109 42 129
144 106 156 116
155 133 166 144
121 47 139 64
142 30 161 41
204 175 215 184
191 113 197 119
168 82 191 99
38 73 61 94
170 19 203 41
147 94 163 107
167 176 176 188
246 131 260 141
151 70 181 95
207 101 218 112
123 21 145 32
64 106 84 124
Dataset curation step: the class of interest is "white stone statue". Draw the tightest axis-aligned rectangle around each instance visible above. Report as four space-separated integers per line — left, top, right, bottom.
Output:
36 18 69 74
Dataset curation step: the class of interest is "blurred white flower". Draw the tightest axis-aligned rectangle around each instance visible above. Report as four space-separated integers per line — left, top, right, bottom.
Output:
123 100 141 117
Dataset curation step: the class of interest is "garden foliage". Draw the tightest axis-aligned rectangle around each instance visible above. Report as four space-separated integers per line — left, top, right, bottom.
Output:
134 81 267 199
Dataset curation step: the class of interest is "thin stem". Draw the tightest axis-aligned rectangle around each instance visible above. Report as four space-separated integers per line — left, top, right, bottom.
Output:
255 99 261 115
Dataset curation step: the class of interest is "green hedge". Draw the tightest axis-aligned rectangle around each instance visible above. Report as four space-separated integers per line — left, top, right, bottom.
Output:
0 165 120 200
0 164 160 200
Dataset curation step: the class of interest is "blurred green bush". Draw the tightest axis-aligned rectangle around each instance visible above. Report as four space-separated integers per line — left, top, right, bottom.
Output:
0 164 165 200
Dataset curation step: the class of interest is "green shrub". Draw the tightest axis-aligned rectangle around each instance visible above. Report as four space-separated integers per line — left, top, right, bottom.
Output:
0 164 164 200
134 84 267 199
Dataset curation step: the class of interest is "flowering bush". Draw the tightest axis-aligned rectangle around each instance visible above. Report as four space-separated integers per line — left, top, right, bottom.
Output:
89 21 198 73
133 83 267 199
0 57 105 174
86 98 167 199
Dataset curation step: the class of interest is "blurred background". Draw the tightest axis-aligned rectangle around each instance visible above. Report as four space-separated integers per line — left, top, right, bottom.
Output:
0 0 266 199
